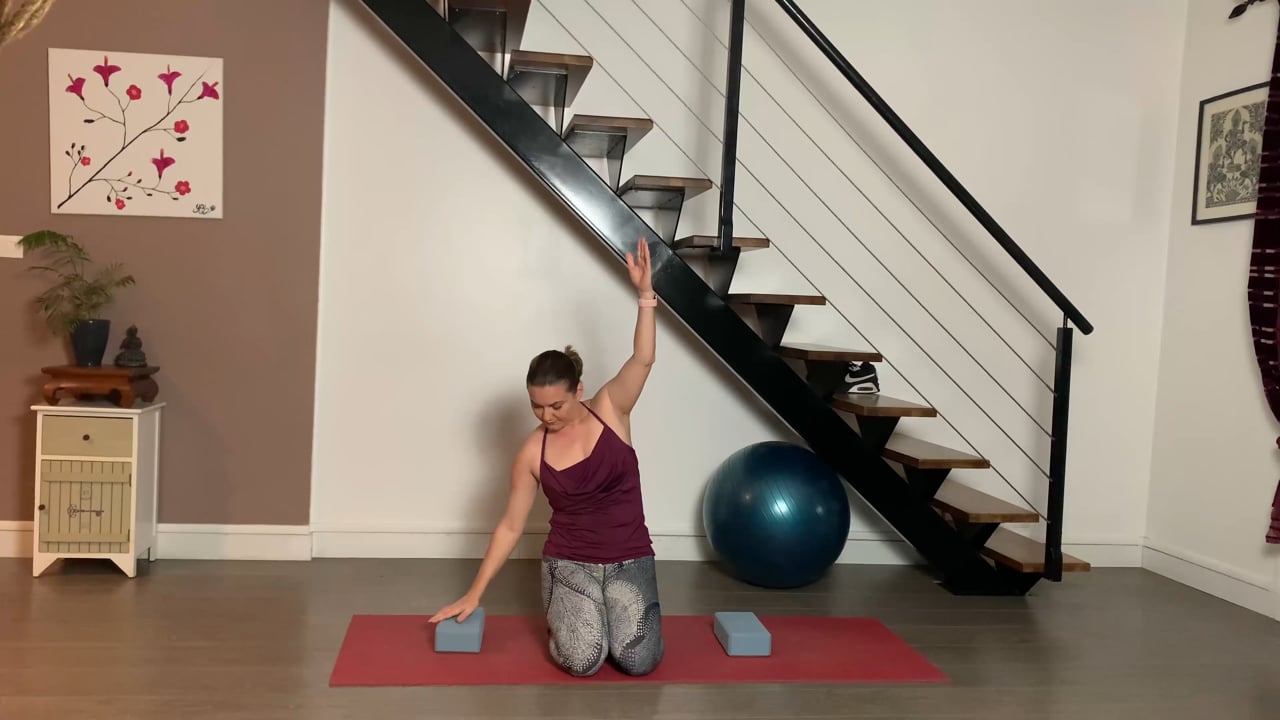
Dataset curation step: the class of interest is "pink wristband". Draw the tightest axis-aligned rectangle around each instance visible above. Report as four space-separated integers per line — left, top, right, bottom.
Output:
639 296 657 308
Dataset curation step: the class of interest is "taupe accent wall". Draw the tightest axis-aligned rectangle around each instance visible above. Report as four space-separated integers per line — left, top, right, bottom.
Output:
0 0 329 524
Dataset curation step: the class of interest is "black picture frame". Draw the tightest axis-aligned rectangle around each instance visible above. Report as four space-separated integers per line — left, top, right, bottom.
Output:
1192 80 1270 225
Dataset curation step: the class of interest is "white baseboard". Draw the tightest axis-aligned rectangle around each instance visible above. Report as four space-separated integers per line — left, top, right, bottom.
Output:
156 524 311 561
0 521 312 561
14 520 1279 620
308 526 1140 567
308 528 921 563
1 520 1143 568
1063 541 1144 568
0 521 33 558
1141 541 1278 620
311 529 520 559
9 519 1275 618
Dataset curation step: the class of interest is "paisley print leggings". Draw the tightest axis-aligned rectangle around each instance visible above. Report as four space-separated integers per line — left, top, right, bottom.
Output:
540 554 664 676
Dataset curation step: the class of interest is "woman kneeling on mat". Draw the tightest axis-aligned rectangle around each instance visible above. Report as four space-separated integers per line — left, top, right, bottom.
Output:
431 237 663 677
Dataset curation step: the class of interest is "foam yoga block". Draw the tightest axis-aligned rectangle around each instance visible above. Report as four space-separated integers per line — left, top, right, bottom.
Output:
434 608 485 653
713 611 772 656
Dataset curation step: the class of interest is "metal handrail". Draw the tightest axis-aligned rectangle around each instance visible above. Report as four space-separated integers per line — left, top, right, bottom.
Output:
770 0 1092 335
713 0 1088 579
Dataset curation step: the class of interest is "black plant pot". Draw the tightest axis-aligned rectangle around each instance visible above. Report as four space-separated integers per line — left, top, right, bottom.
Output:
70 319 111 367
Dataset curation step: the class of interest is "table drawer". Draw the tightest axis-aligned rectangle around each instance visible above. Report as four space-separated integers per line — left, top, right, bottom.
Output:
41 415 133 457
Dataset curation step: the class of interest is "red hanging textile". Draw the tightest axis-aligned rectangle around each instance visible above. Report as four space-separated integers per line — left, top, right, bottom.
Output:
1248 19 1280 543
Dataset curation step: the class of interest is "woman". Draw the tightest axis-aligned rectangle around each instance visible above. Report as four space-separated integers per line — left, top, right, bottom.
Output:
430 237 663 677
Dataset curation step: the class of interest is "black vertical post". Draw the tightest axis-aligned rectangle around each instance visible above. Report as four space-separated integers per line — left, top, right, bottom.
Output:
1045 319 1073 581
718 0 746 254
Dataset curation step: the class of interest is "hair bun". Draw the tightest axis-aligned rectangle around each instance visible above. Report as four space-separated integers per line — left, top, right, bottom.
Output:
563 345 584 377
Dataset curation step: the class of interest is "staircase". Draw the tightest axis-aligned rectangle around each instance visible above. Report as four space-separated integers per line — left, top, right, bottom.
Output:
359 0 1092 595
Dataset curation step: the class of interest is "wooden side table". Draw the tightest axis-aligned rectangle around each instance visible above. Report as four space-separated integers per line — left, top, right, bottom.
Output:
31 401 164 577
41 365 159 408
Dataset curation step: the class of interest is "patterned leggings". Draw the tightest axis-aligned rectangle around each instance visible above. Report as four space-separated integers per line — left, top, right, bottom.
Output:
540 554 664 677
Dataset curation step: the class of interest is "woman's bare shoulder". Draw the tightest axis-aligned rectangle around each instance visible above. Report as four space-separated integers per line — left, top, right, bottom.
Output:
514 426 544 470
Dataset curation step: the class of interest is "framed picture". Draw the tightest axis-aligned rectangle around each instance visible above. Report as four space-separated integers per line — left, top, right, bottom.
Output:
1192 81 1269 224
48 48 223 219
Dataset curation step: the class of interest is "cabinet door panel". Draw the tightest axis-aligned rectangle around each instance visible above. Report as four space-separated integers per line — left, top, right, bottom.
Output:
38 460 132 546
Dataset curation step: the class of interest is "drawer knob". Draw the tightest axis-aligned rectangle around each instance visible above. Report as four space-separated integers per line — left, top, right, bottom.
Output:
38 504 46 511
82 434 90 441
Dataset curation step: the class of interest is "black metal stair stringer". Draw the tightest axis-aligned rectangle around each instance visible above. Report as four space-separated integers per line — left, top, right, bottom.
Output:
355 0 1029 595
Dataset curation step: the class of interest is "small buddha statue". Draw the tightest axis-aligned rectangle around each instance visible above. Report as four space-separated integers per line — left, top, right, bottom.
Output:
113 325 148 368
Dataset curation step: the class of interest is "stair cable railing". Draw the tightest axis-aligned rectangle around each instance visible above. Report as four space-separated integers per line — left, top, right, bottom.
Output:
628 0 1054 440
540 0 1050 520
676 0 1056 384
733 6 1062 352
769 0 1093 336
736 0 1091 580
564 0 1051 470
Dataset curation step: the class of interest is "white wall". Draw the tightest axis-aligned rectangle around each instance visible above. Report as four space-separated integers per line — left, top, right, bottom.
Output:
1146 0 1280 620
312 0 1187 566
311 0 867 562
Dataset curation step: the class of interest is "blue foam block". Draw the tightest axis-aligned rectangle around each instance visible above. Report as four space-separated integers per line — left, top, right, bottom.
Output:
713 611 771 656
434 607 485 653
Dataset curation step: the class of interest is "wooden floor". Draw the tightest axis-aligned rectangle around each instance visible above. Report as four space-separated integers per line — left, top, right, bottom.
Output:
2 557 1277 719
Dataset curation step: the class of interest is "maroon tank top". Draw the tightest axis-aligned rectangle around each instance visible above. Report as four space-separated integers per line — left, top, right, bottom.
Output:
538 403 654 564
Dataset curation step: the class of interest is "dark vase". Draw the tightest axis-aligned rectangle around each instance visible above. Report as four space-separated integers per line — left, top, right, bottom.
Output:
70 319 111 367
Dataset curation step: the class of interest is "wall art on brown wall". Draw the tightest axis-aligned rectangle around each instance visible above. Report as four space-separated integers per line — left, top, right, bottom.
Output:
47 48 223 219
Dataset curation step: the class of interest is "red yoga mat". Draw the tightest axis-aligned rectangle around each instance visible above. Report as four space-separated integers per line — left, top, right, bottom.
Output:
328 613 946 686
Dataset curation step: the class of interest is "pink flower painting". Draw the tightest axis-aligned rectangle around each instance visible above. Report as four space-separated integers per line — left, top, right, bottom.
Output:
49 48 223 219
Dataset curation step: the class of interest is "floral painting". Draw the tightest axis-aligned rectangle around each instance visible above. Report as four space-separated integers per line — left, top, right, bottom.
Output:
1193 81 1269 224
48 48 222 218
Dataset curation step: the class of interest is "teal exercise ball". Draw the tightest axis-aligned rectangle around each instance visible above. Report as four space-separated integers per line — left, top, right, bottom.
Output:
701 441 851 589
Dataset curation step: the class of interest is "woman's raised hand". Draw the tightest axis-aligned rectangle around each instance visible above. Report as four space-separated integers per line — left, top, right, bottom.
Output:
625 237 653 296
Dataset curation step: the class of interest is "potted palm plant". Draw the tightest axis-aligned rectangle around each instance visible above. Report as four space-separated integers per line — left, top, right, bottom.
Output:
18 230 135 367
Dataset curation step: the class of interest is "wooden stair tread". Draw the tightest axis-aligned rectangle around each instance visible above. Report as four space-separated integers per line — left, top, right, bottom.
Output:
444 0 531 11
673 235 770 251
932 482 1038 524
619 175 714 208
619 175 713 192
726 292 826 306
778 343 881 362
831 393 935 417
982 528 1091 573
564 114 653 133
441 0 531 55
563 115 653 157
507 50 593 108
882 435 989 469
509 49 594 71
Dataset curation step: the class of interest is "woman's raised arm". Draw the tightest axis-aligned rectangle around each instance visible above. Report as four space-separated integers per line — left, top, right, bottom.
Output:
601 237 656 416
